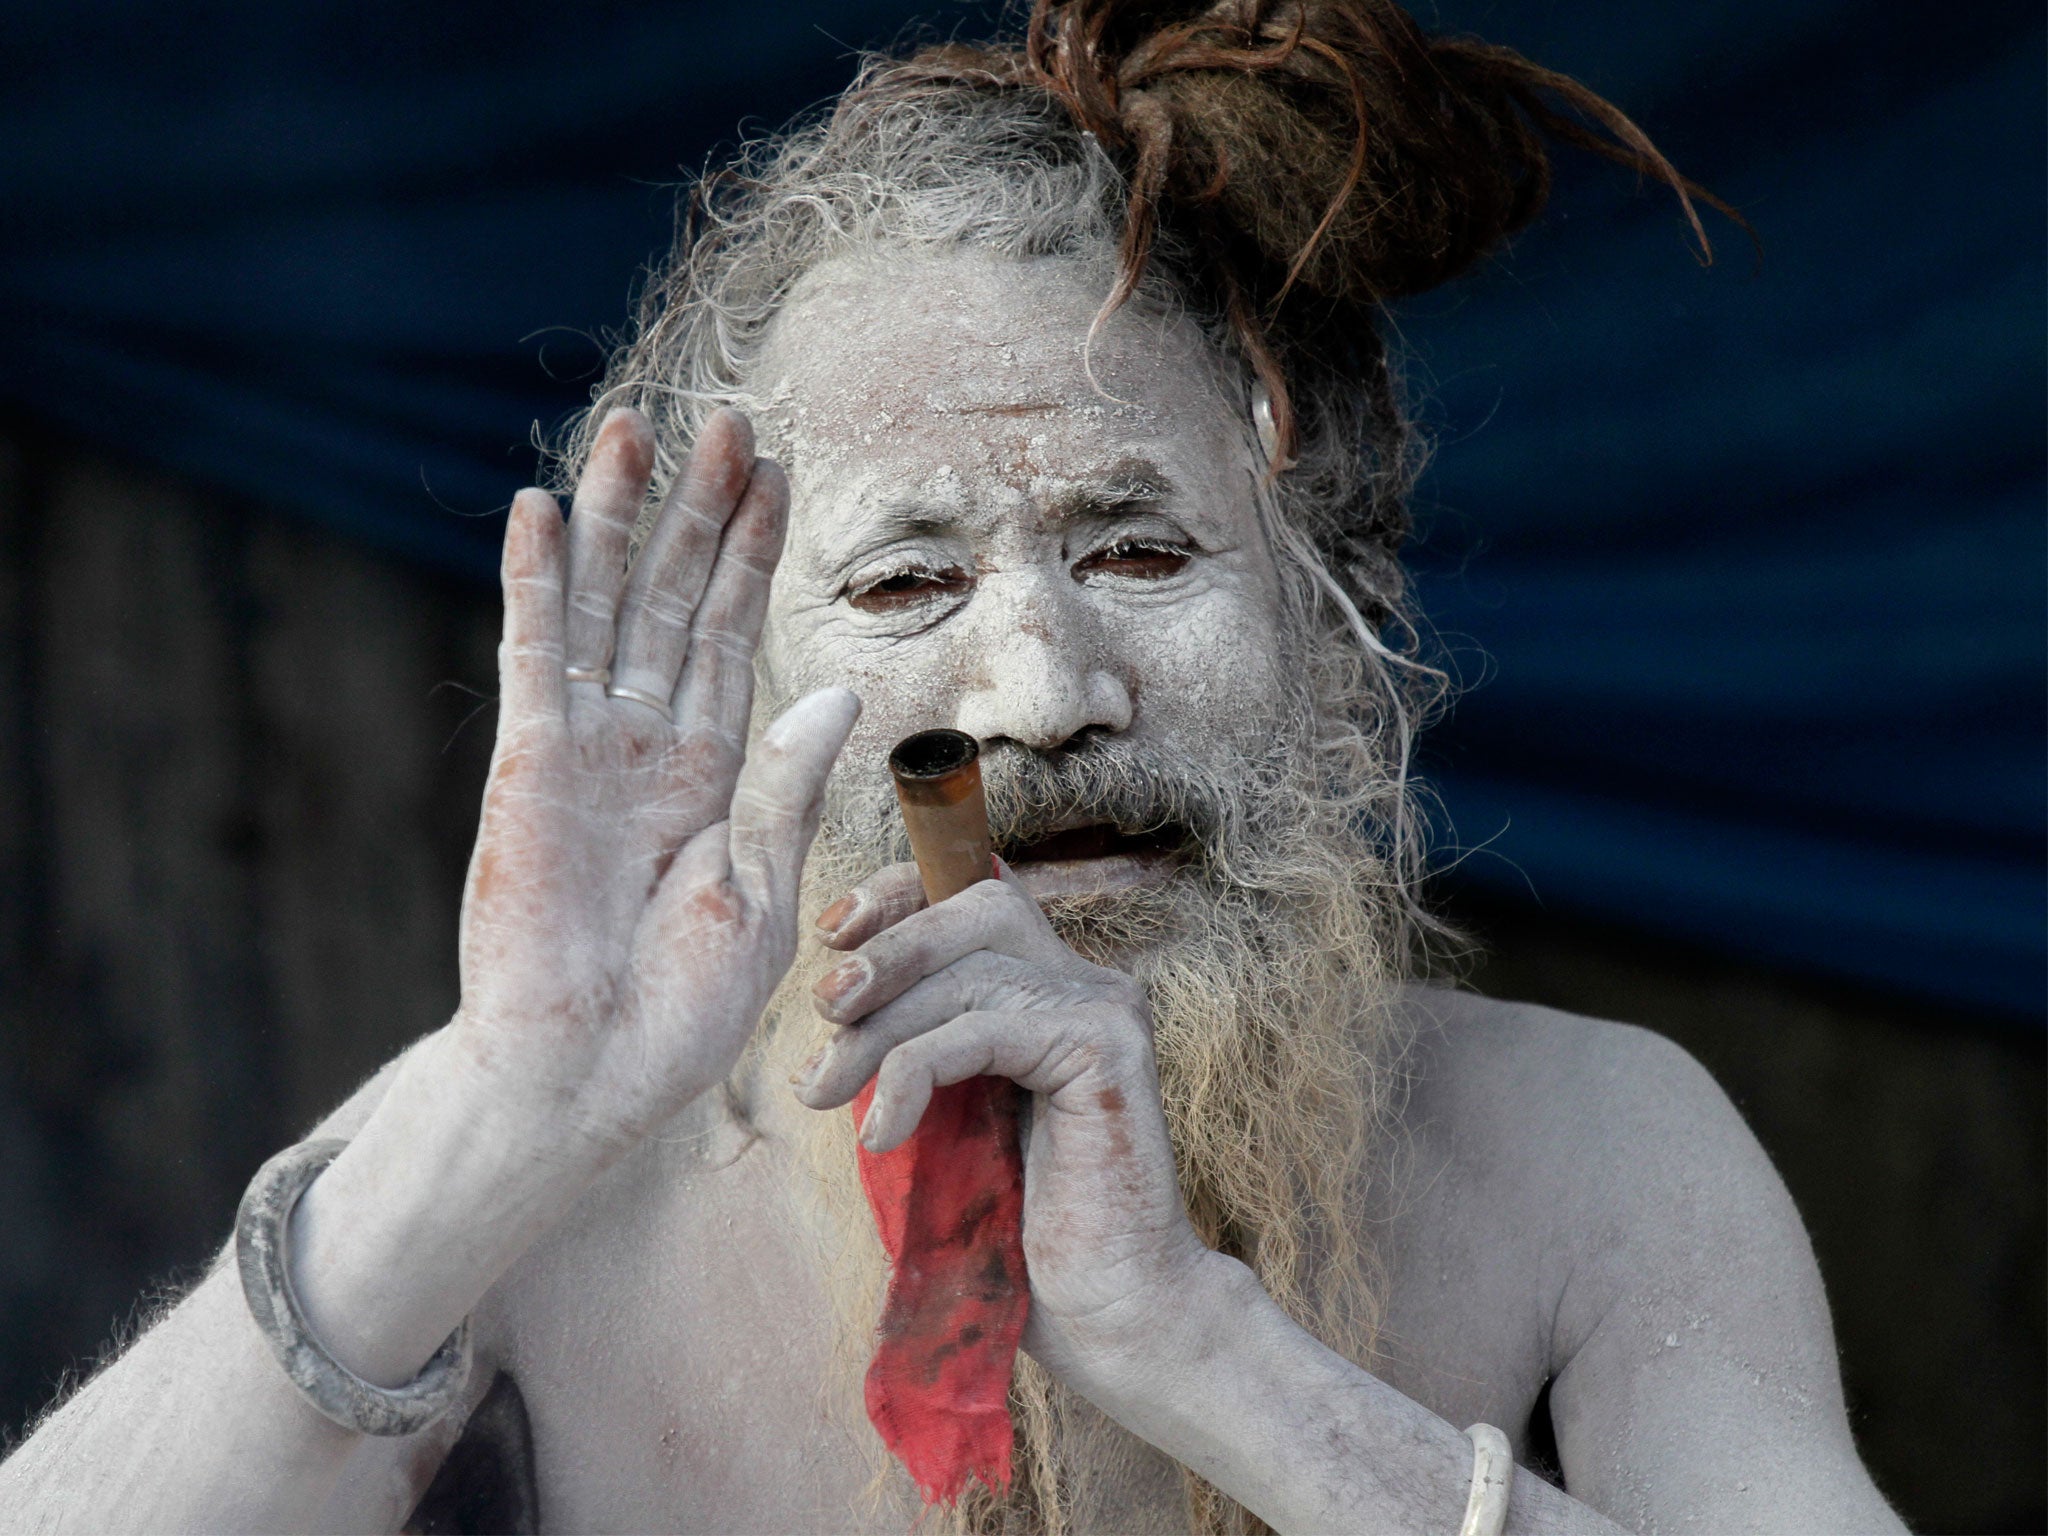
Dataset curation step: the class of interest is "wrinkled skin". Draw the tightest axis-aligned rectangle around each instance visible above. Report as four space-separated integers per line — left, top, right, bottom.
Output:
752 250 1288 817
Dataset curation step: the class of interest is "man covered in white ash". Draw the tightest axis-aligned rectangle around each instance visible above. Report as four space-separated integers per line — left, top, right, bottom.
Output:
0 3 1907 1533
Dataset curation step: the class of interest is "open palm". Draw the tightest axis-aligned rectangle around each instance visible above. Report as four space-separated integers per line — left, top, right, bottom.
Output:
453 406 857 1157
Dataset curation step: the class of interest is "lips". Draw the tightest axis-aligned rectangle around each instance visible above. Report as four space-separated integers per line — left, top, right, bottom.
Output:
1000 821 1150 862
1001 820 1186 899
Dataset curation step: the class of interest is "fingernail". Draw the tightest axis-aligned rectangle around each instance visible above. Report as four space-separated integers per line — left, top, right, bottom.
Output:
816 892 860 935
788 1046 827 1089
811 958 869 1007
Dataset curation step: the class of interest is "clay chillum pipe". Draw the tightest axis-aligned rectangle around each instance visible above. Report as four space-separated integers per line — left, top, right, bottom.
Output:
888 728 995 903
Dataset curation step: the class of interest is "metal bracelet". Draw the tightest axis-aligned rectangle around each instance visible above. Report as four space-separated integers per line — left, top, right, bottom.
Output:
235 1137 473 1436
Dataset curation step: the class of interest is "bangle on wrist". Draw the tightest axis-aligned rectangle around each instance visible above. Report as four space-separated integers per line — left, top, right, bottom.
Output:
235 1137 474 1436
1458 1422 1513 1536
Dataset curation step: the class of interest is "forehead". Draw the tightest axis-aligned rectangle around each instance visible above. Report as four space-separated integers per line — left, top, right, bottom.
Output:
750 247 1248 524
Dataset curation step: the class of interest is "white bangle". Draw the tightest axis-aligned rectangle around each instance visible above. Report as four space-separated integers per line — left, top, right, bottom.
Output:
1458 1422 1513 1536
235 1138 473 1435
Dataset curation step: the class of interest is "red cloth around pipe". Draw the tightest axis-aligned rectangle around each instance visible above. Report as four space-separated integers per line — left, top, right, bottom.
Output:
853 1073 1029 1507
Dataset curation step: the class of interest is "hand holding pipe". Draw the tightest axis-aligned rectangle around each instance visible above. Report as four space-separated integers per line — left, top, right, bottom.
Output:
855 727 1027 1505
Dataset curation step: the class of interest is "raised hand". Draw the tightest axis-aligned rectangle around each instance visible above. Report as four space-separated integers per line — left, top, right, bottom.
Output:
454 405 859 1158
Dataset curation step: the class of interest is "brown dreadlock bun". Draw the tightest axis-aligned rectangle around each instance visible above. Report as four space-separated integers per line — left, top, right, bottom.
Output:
893 0 1735 466
1023 0 1724 305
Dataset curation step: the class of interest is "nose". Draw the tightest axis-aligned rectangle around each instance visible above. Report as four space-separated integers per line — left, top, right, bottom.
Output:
952 577 1133 750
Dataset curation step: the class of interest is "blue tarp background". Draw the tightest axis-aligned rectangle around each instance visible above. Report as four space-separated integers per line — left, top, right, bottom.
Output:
3 1 2040 1015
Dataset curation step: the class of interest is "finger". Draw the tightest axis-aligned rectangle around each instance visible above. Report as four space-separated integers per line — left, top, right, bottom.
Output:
672 457 787 740
794 950 1025 1109
815 861 927 950
498 489 568 723
610 409 755 717
562 407 655 682
811 874 1058 1027
667 818 733 892
859 1009 1085 1153
645 819 740 949
726 686 862 914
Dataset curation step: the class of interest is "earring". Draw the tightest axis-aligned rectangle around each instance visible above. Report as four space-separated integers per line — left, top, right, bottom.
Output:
1250 380 1282 466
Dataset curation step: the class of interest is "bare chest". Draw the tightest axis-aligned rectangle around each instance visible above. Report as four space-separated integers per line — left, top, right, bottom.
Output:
477 1091 1558 1532
475 1119 890 1532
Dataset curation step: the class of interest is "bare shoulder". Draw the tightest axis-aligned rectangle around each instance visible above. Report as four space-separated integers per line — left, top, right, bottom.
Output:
1383 984 1786 1368
1390 985 1902 1531
1393 981 1810 1326
1397 980 1730 1144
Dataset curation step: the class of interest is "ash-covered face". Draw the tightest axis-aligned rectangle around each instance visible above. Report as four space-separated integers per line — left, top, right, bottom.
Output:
752 246 1292 898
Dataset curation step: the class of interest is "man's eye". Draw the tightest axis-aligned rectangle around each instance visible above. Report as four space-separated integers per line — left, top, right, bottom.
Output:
1074 541 1191 580
847 565 972 612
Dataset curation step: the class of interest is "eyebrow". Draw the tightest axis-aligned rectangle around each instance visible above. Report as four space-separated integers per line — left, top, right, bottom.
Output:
1046 456 1178 521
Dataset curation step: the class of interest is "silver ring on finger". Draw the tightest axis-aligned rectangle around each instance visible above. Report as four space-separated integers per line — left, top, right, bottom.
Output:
606 682 675 722
564 665 611 685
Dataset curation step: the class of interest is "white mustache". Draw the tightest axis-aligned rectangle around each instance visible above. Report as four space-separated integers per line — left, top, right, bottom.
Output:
822 730 1296 873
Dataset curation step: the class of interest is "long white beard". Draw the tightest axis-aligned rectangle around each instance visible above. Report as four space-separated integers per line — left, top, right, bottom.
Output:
746 687 1414 1535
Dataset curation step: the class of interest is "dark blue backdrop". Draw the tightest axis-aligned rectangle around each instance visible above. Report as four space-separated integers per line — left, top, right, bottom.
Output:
4 1 2040 1015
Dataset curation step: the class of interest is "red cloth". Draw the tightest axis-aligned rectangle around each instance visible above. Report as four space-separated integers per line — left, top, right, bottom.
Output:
852 1074 1029 1507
